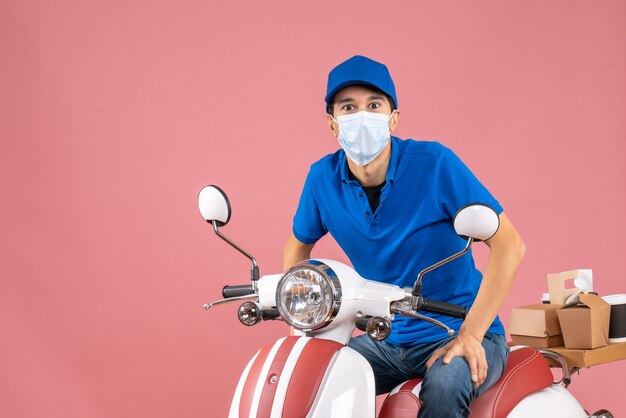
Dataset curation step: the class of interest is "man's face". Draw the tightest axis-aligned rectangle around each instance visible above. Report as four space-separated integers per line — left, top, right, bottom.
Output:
327 85 399 137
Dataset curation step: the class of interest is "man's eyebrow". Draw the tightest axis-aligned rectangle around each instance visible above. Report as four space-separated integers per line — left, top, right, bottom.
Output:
335 95 386 105
335 97 355 105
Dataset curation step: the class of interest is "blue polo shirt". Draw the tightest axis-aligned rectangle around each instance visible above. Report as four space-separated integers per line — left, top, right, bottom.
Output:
292 136 505 346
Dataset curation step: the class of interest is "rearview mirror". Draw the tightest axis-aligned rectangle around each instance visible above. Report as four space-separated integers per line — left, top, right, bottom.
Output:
198 185 259 287
453 204 500 242
198 185 231 226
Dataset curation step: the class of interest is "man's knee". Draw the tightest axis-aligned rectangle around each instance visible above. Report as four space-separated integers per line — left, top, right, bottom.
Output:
419 357 476 405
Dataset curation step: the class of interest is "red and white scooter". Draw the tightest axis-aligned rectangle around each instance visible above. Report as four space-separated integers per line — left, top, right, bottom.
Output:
199 185 613 418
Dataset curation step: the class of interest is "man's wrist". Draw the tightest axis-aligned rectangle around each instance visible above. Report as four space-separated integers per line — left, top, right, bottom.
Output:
458 326 485 343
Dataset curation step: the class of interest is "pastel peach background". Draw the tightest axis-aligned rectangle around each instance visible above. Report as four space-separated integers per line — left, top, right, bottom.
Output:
1 1 624 417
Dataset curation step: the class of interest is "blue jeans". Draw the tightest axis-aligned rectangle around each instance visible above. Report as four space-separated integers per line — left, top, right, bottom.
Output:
348 332 509 418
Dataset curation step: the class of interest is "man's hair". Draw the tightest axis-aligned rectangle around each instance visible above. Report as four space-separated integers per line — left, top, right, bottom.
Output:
327 84 396 116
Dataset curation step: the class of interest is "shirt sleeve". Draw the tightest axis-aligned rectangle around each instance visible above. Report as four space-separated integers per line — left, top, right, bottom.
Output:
292 167 328 244
436 146 504 219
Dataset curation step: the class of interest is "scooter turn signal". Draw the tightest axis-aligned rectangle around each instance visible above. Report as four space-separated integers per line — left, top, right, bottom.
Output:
237 301 262 326
366 316 392 341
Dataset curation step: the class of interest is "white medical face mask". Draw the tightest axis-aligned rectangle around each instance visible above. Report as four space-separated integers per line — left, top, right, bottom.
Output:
332 110 395 166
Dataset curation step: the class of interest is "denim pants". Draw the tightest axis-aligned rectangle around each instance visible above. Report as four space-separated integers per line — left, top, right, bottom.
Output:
348 332 509 418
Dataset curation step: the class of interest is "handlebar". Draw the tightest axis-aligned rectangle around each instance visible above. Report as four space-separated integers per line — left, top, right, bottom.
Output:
222 284 254 298
355 316 372 332
261 308 280 321
419 297 467 319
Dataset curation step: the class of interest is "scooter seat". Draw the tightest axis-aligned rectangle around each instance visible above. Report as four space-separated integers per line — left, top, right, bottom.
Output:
378 345 554 418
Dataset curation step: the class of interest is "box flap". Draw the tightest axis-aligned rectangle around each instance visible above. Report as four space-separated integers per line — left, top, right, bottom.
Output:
579 293 610 309
561 293 610 310
545 311 562 336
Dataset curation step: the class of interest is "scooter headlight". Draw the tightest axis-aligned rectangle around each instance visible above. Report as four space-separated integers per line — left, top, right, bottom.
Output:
276 260 341 331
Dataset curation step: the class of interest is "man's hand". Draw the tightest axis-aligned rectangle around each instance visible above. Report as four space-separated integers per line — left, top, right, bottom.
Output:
425 331 487 388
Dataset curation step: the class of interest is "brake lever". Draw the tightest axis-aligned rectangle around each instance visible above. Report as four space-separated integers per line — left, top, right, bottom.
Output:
204 294 258 310
391 302 455 336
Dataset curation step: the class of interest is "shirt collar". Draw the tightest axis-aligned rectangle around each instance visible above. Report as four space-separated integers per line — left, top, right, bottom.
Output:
340 136 400 184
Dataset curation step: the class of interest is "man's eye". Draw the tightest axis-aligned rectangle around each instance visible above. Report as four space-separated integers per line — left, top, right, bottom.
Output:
342 105 354 111
370 103 381 109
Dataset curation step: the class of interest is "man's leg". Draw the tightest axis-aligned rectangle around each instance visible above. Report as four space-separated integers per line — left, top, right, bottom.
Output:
348 334 416 395
417 333 509 418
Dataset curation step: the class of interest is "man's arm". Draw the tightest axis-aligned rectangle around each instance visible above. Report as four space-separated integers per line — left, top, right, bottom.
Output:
425 212 525 387
283 233 316 272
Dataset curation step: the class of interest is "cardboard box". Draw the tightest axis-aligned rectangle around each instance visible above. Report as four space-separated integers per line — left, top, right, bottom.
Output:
557 293 610 349
547 269 593 305
508 304 564 348
544 342 626 368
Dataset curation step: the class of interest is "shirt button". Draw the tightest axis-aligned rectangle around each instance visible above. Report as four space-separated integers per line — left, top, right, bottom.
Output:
359 193 364 198
365 211 371 216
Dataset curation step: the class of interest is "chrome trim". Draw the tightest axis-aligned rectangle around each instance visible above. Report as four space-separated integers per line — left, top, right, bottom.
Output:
237 301 262 326
538 349 580 387
276 260 342 332
366 316 392 341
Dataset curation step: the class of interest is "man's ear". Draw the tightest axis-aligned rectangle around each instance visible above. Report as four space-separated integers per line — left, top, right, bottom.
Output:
389 109 400 133
327 114 339 137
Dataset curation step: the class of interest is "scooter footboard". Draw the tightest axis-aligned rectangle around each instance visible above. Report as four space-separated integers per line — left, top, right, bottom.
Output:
229 336 374 418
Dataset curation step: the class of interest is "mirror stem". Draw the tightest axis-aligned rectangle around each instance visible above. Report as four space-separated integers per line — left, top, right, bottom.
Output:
212 221 260 290
411 238 473 299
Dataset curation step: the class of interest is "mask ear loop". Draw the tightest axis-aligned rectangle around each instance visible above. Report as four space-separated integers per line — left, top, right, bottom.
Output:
328 114 341 148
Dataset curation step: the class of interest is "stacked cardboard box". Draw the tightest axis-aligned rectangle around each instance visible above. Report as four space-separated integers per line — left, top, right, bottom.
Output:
508 304 563 348
508 294 610 349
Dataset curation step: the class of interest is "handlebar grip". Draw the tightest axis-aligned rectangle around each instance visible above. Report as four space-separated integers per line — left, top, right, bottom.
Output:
261 308 280 321
421 298 467 319
222 284 254 298
355 316 373 332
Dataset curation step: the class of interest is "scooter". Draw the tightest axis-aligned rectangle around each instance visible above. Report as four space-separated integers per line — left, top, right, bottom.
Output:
198 185 614 418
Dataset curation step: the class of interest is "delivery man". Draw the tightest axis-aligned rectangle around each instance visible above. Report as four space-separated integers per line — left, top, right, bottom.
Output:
282 55 525 418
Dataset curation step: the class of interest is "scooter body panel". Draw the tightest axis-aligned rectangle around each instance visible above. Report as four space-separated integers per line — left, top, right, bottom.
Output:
229 350 260 418
306 346 376 418
507 384 587 418
228 337 374 418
